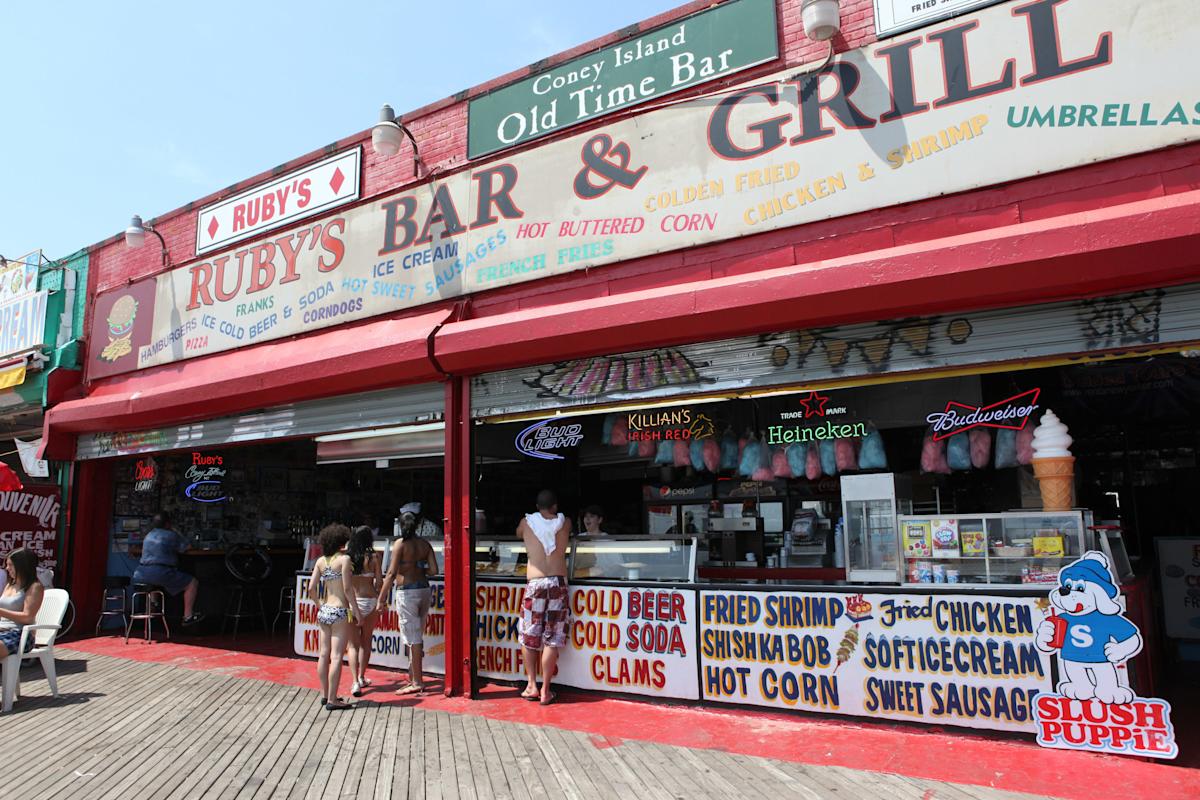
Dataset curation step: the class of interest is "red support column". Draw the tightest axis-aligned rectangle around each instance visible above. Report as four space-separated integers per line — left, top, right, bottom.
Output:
441 376 475 697
67 458 114 636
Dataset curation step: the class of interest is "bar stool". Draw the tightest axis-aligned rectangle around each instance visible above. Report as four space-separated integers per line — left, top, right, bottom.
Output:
96 576 130 635
272 585 295 636
126 583 171 643
222 545 272 640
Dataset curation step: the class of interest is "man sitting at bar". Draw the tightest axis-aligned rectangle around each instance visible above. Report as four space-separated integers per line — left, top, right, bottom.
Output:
517 490 572 705
133 512 204 625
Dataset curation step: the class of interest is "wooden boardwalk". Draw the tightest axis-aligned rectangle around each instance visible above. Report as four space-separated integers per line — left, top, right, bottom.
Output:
2 650 1055 800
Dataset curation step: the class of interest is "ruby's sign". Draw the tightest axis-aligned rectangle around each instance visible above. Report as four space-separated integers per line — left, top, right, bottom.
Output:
195 148 361 256
926 389 1040 441
88 0 1200 380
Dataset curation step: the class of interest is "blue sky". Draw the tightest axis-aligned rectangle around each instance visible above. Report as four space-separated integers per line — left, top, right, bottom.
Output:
0 1 681 261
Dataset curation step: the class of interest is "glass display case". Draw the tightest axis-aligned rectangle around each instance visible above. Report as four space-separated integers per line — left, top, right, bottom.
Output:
898 511 1092 587
841 474 912 583
570 536 697 582
474 538 531 578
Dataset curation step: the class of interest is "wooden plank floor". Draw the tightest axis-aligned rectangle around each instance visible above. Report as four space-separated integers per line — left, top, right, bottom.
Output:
3 651 1057 800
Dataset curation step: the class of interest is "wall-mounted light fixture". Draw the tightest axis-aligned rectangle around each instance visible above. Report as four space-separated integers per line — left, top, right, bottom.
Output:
124 214 171 267
801 0 841 41
371 104 425 175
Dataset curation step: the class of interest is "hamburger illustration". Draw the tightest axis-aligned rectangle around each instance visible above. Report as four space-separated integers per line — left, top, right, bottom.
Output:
100 294 138 362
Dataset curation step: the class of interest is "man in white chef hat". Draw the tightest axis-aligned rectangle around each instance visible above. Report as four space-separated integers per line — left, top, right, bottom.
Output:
398 502 441 540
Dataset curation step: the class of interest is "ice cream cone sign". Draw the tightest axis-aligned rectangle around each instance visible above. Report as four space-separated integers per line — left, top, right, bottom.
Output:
1031 410 1074 512
1032 551 1177 759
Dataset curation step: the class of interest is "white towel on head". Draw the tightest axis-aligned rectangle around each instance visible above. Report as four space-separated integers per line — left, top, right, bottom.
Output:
524 512 564 556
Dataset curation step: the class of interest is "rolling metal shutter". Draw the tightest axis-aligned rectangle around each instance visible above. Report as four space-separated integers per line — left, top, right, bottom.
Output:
472 283 1200 419
75 383 445 460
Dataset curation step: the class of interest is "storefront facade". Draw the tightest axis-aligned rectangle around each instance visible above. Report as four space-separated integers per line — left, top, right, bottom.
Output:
43 0 1200 755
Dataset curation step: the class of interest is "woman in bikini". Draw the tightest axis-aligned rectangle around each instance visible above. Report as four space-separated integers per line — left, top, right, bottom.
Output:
306 524 358 710
346 526 381 697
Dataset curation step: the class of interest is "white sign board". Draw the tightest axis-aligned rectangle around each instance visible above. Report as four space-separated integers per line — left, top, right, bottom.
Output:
295 577 699 699
1155 538 1200 641
195 148 361 255
699 589 1052 732
0 250 40 304
0 291 47 360
874 0 1005 38
93 0 1200 380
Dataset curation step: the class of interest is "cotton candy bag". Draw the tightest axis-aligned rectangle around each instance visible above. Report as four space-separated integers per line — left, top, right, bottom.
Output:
969 429 991 469
859 426 887 470
921 434 951 474
947 432 971 471
720 430 739 471
819 440 837 476
994 428 1018 468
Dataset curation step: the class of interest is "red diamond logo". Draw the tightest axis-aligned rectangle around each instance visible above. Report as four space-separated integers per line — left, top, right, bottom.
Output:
329 167 345 194
207 217 220 240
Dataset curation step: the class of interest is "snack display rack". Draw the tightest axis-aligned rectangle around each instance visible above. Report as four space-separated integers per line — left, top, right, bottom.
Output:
898 511 1091 587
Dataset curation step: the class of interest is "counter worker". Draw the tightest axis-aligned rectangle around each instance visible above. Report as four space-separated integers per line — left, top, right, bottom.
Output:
133 512 204 625
573 505 605 577
378 502 439 695
517 490 572 705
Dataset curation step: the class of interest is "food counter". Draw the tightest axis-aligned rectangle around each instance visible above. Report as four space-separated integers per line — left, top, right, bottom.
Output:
291 533 1111 734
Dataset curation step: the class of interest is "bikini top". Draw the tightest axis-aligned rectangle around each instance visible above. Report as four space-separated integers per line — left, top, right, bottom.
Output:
317 558 341 599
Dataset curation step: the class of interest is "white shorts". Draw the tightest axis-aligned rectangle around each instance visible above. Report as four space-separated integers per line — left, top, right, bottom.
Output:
356 597 378 617
398 585 431 646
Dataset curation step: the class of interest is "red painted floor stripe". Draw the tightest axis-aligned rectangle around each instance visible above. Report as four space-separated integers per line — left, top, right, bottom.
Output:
62 635 1200 800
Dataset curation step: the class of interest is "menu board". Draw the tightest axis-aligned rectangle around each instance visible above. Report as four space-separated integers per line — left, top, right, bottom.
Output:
699 588 1053 732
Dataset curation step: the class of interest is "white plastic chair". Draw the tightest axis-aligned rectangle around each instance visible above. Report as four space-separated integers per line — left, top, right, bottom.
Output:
1 588 70 713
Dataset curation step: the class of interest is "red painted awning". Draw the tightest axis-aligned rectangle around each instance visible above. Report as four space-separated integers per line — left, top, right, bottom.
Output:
41 308 452 460
434 191 1200 374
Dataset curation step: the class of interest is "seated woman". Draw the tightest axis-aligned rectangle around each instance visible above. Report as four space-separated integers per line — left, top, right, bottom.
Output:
0 548 46 658
133 512 203 625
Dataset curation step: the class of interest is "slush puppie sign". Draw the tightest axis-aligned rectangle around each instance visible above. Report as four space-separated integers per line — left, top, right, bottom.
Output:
466 0 779 158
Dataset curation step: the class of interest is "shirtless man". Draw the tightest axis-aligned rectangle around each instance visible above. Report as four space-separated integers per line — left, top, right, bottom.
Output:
517 489 572 705
378 506 438 695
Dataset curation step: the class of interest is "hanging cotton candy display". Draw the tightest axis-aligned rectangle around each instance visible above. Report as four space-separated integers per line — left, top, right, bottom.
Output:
674 440 691 467
772 447 793 478
805 444 821 480
994 429 1018 468
820 440 837 476
739 437 762 478
703 439 721 472
690 439 706 471
969 428 992 469
655 441 675 465
720 430 739 471
638 438 656 459
601 414 617 446
609 416 629 447
786 444 806 477
859 427 887 470
947 432 971 470
921 434 951 474
835 438 858 472
628 440 639 458
1015 425 1035 465
752 441 774 481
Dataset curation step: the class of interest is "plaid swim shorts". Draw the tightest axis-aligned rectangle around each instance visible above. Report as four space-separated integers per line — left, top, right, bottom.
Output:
519 576 568 650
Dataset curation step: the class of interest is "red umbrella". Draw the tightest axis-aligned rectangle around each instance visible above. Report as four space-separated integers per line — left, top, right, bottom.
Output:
0 463 23 491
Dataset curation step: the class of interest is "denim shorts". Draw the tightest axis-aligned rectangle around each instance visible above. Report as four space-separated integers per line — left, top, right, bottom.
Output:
0 627 31 655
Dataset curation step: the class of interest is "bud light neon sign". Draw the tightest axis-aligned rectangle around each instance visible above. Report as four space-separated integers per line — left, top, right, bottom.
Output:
515 419 584 461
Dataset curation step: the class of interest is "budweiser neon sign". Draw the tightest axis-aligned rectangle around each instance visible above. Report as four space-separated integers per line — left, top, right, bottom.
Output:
926 389 1040 441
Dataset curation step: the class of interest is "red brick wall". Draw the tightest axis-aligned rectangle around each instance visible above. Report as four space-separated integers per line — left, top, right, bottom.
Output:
82 0 1200 360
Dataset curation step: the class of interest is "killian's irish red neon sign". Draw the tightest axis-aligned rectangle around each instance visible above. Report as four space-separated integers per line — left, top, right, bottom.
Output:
925 389 1040 441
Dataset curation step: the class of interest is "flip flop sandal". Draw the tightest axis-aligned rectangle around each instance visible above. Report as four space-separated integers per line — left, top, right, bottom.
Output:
520 691 540 701
325 699 352 710
395 684 425 696
539 691 557 706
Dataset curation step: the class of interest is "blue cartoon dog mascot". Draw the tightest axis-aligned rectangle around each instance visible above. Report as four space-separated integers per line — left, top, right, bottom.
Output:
1036 551 1141 704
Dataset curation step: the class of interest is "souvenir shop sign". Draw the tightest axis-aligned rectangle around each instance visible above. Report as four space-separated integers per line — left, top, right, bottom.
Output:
926 389 1041 442
1032 552 1177 759
515 419 584 460
873 0 1005 38
89 0 1200 380
294 578 699 699
0 486 61 571
699 588 1052 732
0 291 47 360
196 148 362 255
466 0 778 157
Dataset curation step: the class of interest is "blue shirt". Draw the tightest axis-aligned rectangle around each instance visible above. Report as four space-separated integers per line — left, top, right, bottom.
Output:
1060 610 1138 663
140 528 188 567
